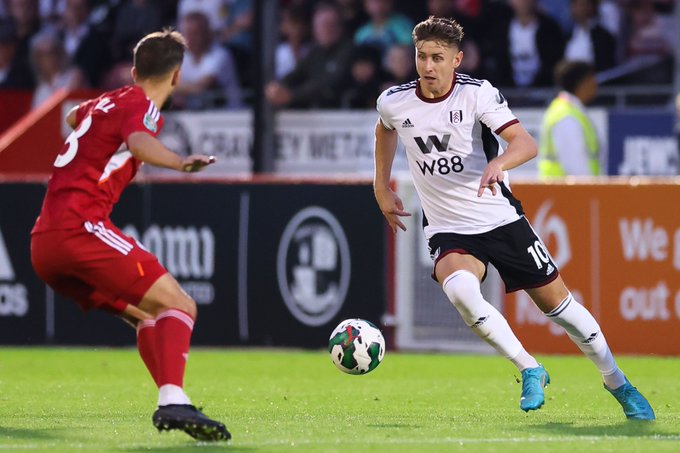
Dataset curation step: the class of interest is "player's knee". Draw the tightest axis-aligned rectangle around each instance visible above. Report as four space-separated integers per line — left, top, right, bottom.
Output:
166 294 197 320
442 270 487 324
442 270 482 307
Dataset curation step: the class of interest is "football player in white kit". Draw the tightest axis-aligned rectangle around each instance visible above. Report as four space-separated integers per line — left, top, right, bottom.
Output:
373 16 654 420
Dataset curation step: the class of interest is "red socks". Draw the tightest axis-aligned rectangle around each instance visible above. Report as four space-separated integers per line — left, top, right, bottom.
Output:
154 309 195 388
136 319 160 387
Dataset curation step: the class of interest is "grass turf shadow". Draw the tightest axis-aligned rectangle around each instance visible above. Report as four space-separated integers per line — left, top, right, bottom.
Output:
0 426 57 440
531 421 673 439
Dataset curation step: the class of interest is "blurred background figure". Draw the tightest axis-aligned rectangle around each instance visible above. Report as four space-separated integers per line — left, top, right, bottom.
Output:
174 10 243 110
265 1 353 109
626 0 675 59
55 0 111 87
7 0 42 89
177 0 227 31
38 0 66 26
487 0 565 87
564 0 616 71
354 0 413 57
336 0 369 36
29 28 83 107
275 4 311 80
382 43 415 88
0 19 34 89
538 60 600 177
341 44 387 109
111 0 162 63
217 0 253 56
177 0 253 91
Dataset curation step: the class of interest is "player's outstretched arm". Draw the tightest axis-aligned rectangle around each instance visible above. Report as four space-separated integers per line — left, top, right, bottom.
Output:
477 123 537 197
127 131 216 172
373 119 411 232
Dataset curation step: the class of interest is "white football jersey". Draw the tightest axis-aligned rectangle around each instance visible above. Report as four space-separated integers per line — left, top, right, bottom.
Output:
377 73 524 237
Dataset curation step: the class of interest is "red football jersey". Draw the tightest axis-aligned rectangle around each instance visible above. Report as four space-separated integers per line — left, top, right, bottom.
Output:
33 85 163 232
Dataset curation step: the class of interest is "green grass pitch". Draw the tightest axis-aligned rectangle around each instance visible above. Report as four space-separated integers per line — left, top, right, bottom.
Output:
0 348 679 452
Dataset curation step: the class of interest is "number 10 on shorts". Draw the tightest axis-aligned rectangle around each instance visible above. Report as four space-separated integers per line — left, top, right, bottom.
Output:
527 241 550 269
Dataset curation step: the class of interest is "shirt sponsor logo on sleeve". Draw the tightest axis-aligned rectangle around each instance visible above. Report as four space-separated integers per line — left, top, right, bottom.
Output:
143 113 158 133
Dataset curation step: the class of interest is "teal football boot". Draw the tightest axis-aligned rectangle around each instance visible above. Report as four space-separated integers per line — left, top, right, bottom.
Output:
605 378 655 421
520 365 550 412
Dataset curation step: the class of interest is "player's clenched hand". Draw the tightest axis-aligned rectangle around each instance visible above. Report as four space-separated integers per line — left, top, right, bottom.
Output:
477 161 504 197
375 187 412 232
181 155 216 173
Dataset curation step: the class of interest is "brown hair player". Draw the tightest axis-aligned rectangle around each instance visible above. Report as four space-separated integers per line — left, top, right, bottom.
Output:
30 30 229 441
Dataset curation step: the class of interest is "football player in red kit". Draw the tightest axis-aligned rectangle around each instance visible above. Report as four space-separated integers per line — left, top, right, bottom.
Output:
30 30 230 441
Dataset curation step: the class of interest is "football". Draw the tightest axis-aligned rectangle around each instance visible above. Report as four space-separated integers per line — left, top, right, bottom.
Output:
328 318 385 375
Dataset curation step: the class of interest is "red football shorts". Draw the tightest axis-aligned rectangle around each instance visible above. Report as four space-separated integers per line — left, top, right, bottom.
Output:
31 219 168 314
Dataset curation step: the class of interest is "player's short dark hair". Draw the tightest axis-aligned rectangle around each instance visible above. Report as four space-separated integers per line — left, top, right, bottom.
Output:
555 60 595 93
133 29 187 80
412 16 464 48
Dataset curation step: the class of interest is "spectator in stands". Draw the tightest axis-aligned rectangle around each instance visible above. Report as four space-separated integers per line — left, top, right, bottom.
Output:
177 0 226 31
276 4 311 80
354 0 413 56
0 19 34 89
538 61 600 177
56 0 111 87
178 0 252 90
341 44 388 109
7 0 41 87
426 0 482 77
38 0 65 26
598 0 622 39
538 0 572 31
564 0 616 71
487 0 565 87
112 0 162 63
626 0 675 59
336 0 368 36
29 28 83 107
382 43 415 88
174 10 243 110
265 2 353 108
218 0 252 55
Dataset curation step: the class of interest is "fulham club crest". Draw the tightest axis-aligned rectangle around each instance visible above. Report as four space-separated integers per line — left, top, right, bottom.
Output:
449 110 463 124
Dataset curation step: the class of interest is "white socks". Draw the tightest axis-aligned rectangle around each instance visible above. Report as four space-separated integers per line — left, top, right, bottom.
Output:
547 293 626 389
443 270 539 371
158 384 191 406
441 271 626 388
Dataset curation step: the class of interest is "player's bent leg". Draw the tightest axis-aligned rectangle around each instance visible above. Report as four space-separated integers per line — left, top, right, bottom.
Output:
437 253 547 412
527 277 655 420
137 274 231 440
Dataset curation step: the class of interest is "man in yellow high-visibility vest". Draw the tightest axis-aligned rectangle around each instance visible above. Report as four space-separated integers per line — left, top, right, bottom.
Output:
539 61 600 177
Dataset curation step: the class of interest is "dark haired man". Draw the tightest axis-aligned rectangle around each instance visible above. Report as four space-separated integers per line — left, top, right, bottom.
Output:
30 30 231 441
539 60 600 177
374 16 654 420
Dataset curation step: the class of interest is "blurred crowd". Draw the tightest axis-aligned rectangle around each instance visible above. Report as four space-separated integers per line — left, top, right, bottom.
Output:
0 0 676 110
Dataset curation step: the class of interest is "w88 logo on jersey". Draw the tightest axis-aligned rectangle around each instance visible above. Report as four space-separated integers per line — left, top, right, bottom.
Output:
413 133 465 176
417 156 465 176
